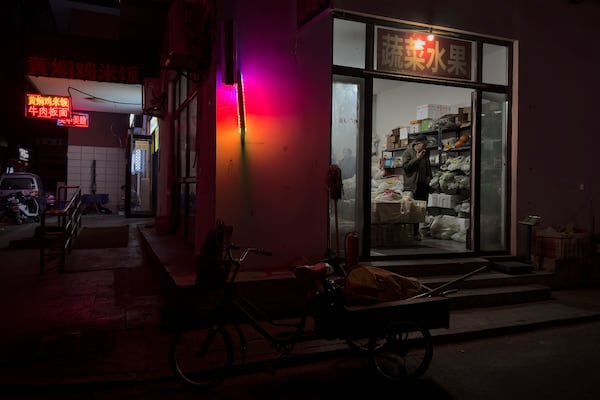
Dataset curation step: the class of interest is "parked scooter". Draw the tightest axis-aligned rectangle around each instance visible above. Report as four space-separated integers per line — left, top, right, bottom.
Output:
14 192 40 223
0 192 40 224
0 194 24 224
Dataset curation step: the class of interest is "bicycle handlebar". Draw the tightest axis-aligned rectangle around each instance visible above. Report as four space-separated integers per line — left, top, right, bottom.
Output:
227 244 272 263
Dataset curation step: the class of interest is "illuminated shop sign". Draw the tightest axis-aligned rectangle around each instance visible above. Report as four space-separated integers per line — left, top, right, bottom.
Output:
25 93 71 119
19 147 30 162
26 56 141 84
376 27 473 81
57 112 89 128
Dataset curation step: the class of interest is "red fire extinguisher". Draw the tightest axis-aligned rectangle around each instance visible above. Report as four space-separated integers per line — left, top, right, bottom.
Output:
345 230 360 272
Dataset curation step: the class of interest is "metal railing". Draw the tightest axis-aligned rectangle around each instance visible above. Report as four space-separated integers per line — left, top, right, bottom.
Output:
39 186 83 274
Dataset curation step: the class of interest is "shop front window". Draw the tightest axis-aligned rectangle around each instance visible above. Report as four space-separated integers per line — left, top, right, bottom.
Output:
330 76 364 258
482 44 509 86
333 19 366 68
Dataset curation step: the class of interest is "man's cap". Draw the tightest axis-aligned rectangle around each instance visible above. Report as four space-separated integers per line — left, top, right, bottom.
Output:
414 134 428 144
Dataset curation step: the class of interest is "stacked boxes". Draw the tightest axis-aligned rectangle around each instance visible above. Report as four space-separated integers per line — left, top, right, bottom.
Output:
457 106 472 124
372 199 427 224
533 228 590 260
416 104 451 120
388 127 409 148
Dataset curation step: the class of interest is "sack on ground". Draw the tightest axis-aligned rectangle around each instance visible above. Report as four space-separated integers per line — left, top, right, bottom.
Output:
343 265 421 305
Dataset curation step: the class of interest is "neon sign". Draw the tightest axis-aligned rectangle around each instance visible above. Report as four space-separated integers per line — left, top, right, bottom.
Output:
57 112 89 128
25 93 71 119
236 71 247 144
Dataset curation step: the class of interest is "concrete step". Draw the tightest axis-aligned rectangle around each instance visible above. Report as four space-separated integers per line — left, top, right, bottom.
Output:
371 257 491 277
443 284 553 310
419 270 556 291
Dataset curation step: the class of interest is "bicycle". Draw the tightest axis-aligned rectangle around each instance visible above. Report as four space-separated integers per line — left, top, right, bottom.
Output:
169 243 450 389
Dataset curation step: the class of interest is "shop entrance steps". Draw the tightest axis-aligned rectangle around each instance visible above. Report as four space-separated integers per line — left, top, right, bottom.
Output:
369 257 555 311
138 221 560 324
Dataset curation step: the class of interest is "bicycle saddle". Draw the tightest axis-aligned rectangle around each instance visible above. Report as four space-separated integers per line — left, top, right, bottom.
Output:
293 262 334 298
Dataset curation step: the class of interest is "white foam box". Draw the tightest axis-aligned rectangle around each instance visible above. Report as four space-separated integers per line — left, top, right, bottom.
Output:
455 217 470 231
417 104 451 120
437 193 462 209
428 193 439 207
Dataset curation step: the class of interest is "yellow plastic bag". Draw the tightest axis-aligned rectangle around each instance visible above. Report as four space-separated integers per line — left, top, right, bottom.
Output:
343 265 422 305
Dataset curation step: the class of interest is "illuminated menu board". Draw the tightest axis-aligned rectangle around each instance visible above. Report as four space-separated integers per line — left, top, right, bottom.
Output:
57 112 89 128
25 93 71 119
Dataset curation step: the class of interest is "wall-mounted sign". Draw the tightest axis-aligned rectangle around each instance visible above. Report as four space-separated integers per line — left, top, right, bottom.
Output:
18 147 30 162
25 93 71 119
26 56 141 84
297 0 330 28
376 27 473 81
57 112 89 128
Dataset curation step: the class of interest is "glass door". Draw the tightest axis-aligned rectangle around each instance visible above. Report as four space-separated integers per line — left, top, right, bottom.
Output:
127 134 154 217
478 92 509 251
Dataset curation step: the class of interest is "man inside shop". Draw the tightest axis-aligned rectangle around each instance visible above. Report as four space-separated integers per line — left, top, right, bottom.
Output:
401 134 432 240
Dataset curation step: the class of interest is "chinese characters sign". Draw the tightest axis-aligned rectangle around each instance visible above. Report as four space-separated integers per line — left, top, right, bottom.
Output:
57 112 89 128
25 93 71 119
26 56 141 84
376 28 472 81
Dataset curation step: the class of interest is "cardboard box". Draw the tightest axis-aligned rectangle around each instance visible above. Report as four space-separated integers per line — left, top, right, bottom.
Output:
417 104 451 120
386 135 397 149
371 223 413 247
533 228 590 259
373 199 427 224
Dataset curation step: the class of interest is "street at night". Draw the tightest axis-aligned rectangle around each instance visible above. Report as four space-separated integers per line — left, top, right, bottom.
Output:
5 321 600 400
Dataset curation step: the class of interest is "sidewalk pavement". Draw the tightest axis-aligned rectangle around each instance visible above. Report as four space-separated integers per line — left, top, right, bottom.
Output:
0 214 599 387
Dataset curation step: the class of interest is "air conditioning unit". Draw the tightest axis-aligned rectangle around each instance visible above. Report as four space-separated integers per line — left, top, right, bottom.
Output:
142 77 164 117
163 0 215 71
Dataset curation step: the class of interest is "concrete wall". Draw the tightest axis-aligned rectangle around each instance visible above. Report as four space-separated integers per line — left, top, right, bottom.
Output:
67 111 128 211
215 0 332 270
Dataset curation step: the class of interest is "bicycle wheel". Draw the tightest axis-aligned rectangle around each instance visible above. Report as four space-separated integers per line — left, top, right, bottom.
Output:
368 320 433 383
169 324 234 388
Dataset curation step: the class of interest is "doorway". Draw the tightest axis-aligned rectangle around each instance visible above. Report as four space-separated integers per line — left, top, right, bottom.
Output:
126 134 154 217
370 80 474 256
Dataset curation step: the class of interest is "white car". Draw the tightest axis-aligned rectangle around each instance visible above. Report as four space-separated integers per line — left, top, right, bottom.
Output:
0 172 45 199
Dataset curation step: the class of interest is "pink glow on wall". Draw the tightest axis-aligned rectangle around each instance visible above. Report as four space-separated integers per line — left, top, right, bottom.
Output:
213 2 331 268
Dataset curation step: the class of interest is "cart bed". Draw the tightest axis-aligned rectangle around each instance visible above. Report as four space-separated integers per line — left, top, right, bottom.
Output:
341 295 450 339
